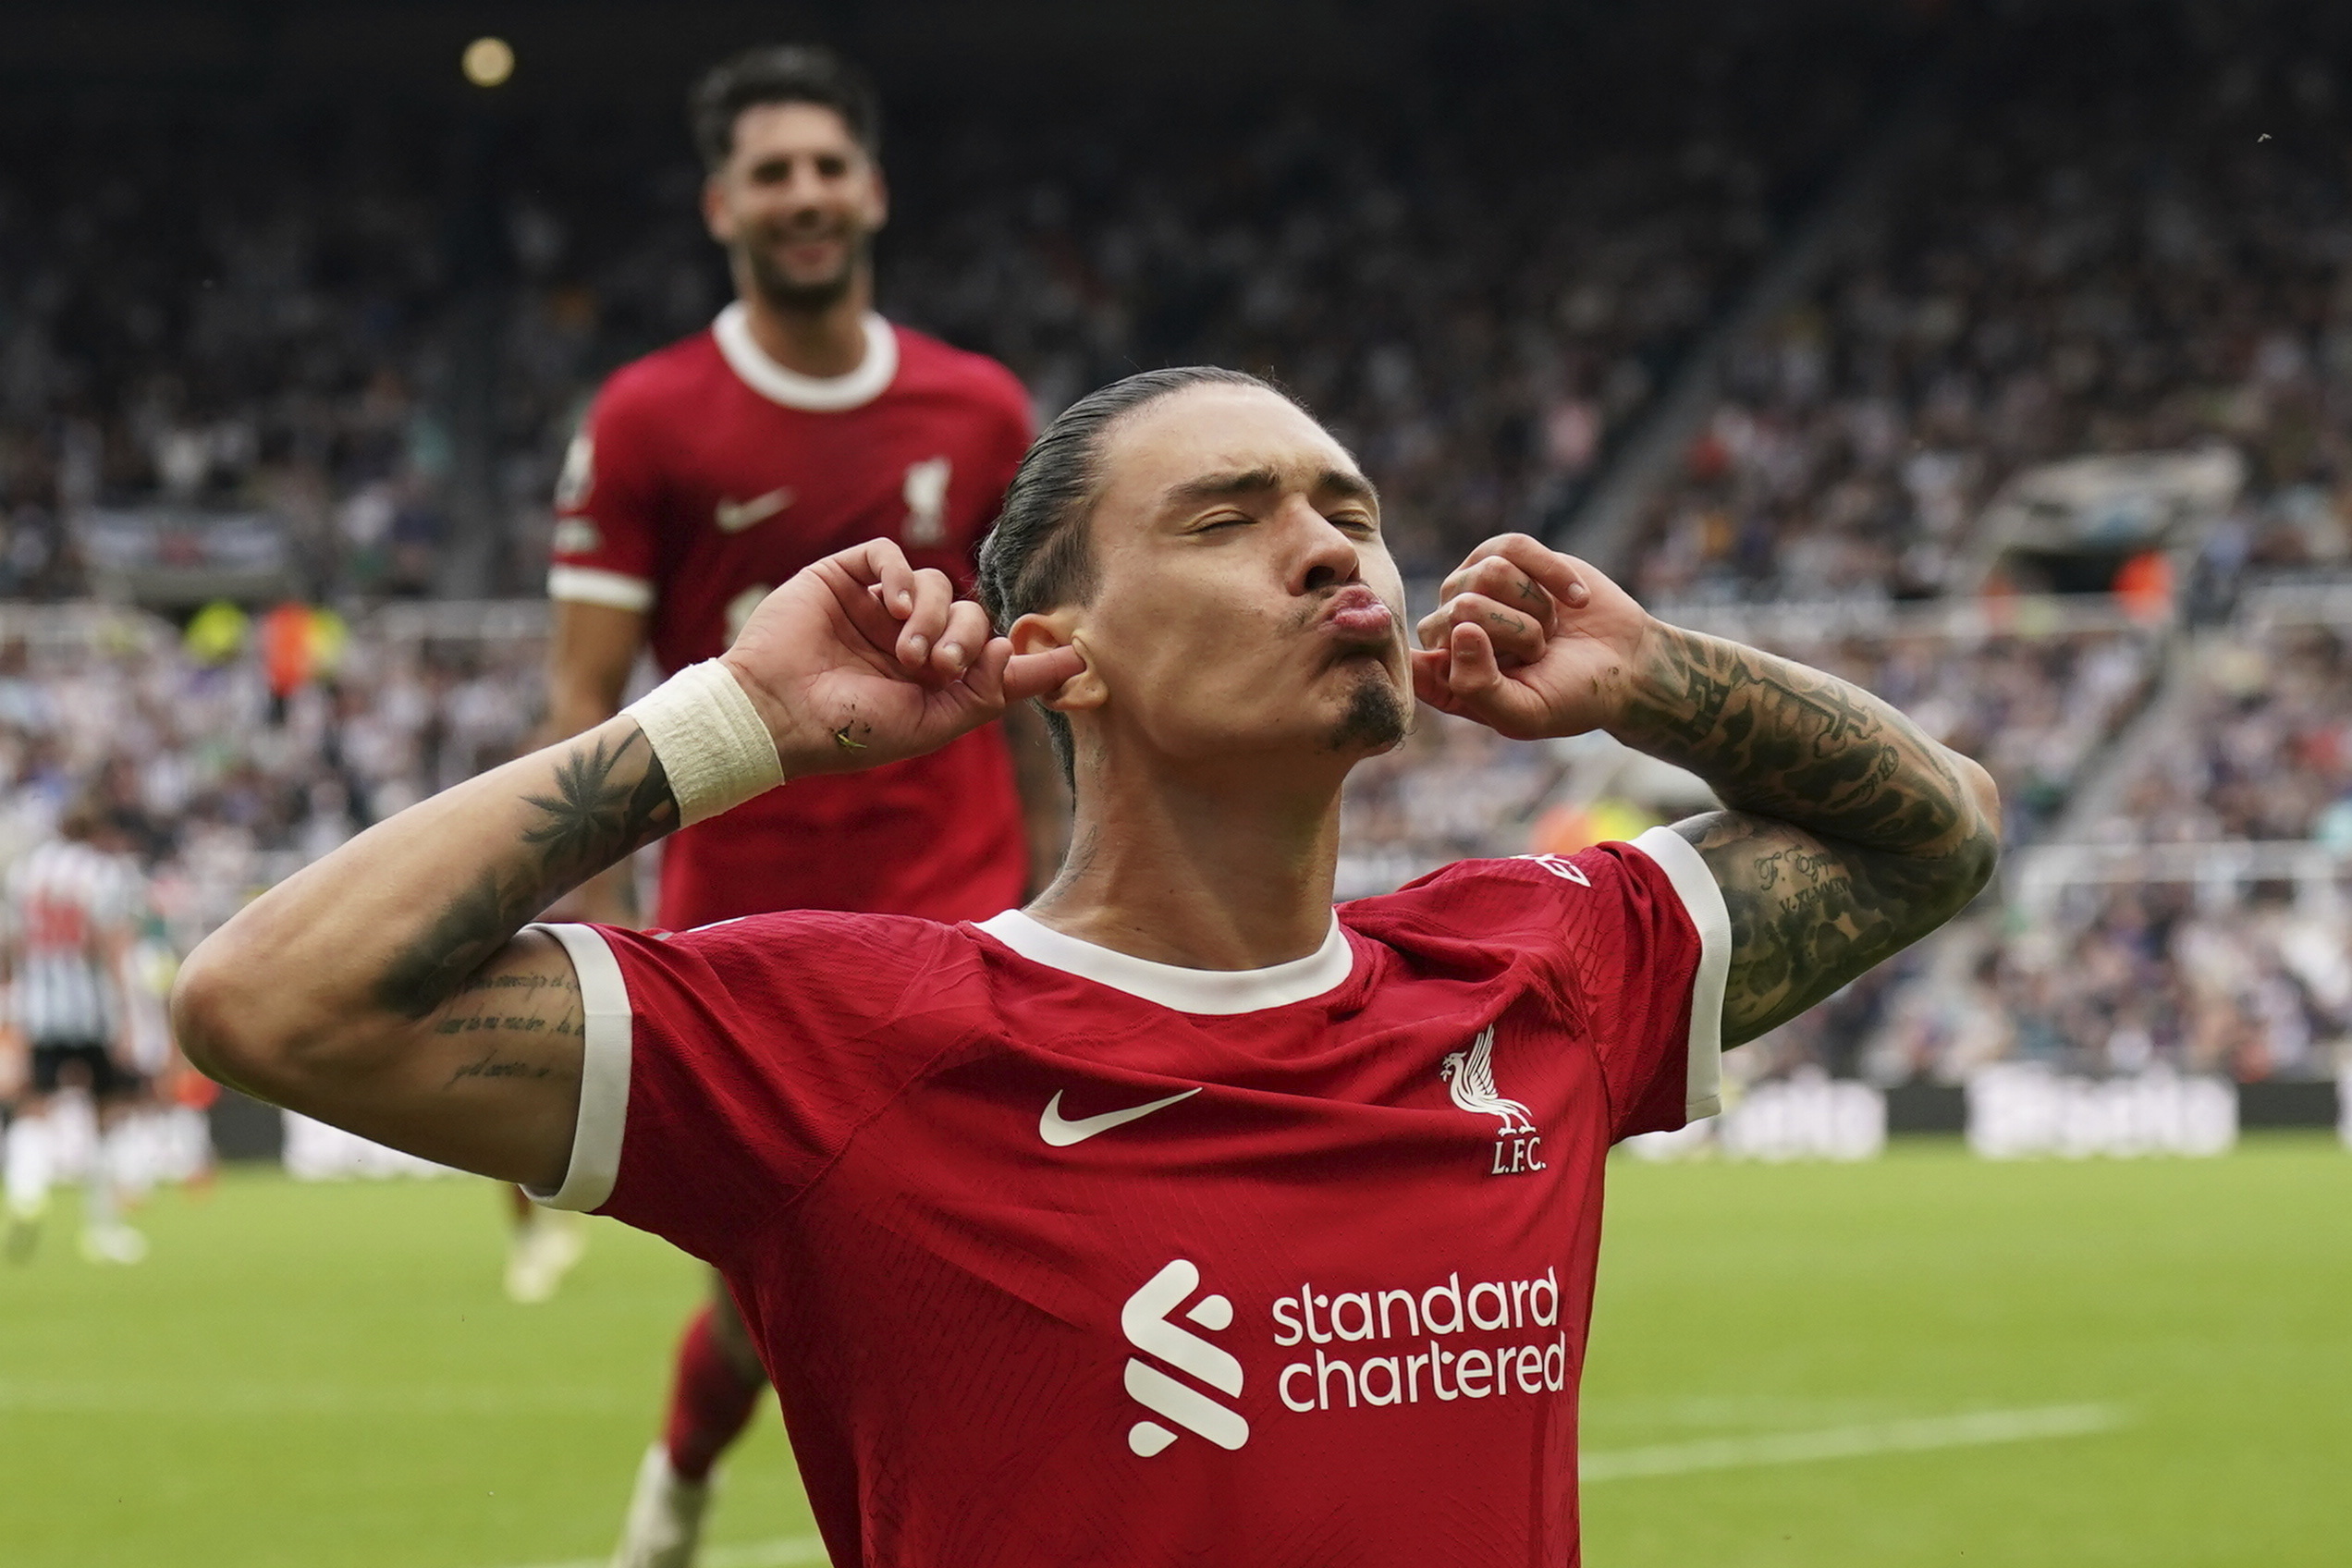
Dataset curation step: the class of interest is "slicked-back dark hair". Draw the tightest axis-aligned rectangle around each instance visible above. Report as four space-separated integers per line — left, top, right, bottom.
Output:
689 44 881 172
976 365 1285 781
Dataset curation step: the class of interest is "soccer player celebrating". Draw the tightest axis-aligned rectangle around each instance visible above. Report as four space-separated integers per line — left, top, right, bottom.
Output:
176 368 1999 1566
526 43 1057 1566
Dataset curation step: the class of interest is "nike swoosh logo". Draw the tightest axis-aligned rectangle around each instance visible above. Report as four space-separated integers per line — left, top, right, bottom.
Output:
1039 1087 1201 1147
714 487 794 533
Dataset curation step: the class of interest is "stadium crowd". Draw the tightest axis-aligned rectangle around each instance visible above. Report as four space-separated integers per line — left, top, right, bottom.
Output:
1924 619 2352 1086
1875 868 2352 1087
0 619 544 954
2085 623 2352 847
7 6 2352 1099
1632 26 2352 609
0 23 1895 597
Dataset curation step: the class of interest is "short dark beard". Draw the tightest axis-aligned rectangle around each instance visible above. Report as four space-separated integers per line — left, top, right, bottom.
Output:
743 235 867 314
1328 667 1408 753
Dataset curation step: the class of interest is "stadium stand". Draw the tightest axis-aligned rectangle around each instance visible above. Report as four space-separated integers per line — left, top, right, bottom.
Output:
1625 22 2352 611
0 20 1897 598
0 607 545 960
1959 600 2352 1085
6 2 2352 1106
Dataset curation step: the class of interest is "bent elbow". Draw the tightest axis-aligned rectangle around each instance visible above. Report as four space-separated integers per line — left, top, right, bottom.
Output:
1952 753 2003 898
170 937 279 1100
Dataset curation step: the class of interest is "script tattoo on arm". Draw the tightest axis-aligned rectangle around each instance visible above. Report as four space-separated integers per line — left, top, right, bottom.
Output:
1615 625 2000 1044
435 968 586 1087
374 725 678 1025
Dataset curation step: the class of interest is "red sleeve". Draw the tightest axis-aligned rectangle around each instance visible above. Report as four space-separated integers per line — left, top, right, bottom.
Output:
547 376 664 615
522 913 986 1268
1550 829 1729 1140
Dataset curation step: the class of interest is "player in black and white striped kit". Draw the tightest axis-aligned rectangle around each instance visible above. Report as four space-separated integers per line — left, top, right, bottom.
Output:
4 796 149 1264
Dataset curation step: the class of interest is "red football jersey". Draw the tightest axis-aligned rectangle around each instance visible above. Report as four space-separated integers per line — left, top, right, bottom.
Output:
548 304 1037 928
532 827 1728 1567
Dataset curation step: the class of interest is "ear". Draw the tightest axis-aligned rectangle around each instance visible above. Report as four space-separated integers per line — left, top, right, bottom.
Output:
701 173 733 245
1009 610 1102 715
864 162 890 234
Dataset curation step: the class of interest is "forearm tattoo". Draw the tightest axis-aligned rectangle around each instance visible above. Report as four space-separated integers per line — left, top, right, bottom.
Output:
374 727 677 1021
1619 626 1998 1043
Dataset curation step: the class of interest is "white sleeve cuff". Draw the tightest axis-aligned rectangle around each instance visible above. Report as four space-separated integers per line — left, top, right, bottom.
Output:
1624 827 1729 1120
522 922 632 1211
548 565 656 613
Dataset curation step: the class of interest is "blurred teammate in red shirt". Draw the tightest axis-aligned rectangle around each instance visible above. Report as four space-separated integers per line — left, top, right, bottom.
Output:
528 45 1063 1568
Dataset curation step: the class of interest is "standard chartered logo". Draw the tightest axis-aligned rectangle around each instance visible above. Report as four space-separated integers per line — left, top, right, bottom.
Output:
1121 1258 1249 1456
1271 1268 1567 1413
1117 1258 1573 1457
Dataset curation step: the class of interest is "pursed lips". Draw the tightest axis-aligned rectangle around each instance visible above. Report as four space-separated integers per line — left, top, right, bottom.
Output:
1319 586 1399 647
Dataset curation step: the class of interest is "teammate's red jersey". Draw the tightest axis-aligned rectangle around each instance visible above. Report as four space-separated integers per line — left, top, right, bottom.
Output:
548 304 1036 928
532 827 1728 1566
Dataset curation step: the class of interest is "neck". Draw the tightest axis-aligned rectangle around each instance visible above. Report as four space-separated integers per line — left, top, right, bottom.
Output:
733 263 875 377
1026 757 1349 971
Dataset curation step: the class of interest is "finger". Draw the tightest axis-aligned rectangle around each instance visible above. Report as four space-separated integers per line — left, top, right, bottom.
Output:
896 568 958 668
1002 644 1086 704
820 542 918 650
1428 593 1548 667
930 600 994 677
842 536 919 617
1410 648 1466 712
1415 601 1451 652
819 556 919 655
955 636 1012 709
1478 534 1591 611
1445 620 1504 700
1438 555 1560 635
1439 623 1548 740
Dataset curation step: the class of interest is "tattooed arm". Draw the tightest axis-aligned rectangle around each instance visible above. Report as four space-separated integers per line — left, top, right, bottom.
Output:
1416 535 2000 1047
171 540 1084 1189
1608 626 1999 1042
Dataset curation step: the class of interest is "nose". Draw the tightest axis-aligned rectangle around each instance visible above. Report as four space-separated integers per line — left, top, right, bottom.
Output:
783 165 827 208
1282 497 1364 597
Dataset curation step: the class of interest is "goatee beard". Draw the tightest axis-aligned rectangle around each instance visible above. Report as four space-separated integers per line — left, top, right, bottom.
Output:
1328 669 1409 753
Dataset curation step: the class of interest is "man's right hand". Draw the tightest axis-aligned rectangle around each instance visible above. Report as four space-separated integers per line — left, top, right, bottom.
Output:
721 538 1084 778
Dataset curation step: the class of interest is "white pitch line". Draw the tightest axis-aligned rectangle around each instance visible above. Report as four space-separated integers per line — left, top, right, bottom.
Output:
1579 1403 2126 1482
476 1404 2125 1568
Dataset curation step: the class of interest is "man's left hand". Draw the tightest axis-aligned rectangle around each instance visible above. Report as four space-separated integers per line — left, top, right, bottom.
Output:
1411 534 1655 741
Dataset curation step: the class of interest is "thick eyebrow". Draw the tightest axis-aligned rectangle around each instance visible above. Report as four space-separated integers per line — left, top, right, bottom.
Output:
1164 467 1381 510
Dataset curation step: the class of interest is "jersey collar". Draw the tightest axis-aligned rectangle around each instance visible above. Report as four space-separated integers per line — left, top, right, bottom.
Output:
974 909 1354 1016
711 301 899 411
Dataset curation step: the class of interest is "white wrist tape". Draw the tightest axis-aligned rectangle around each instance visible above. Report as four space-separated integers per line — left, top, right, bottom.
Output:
621 661 786 827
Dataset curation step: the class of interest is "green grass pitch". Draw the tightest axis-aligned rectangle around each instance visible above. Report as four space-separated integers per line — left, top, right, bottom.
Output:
4 1136 2346 1567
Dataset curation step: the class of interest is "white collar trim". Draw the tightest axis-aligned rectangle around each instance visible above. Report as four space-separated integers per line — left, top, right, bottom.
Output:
975 909 1354 1015
712 301 898 411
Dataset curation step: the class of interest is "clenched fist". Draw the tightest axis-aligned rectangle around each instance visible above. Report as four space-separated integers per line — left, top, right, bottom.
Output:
1411 533 1658 742
720 538 1084 778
